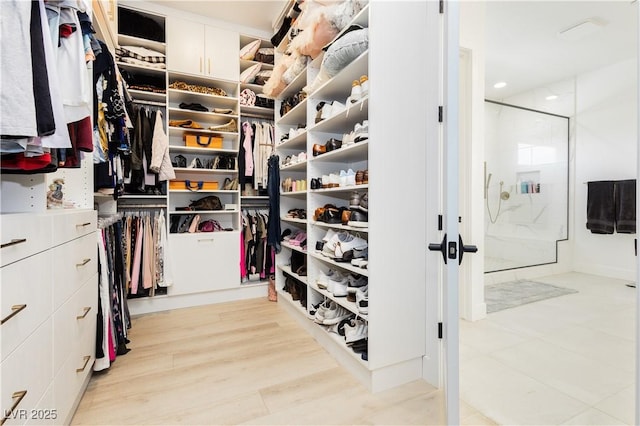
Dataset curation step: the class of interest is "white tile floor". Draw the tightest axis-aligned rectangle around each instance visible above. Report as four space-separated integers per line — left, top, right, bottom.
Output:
460 272 636 425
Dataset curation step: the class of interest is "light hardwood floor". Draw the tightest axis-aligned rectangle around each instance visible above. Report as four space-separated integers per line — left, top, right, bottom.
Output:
72 297 493 425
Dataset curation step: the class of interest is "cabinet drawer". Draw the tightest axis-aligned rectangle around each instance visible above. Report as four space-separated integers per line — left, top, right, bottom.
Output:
0 321 53 426
1 251 52 362
51 210 96 246
52 276 98 374
0 214 52 267
51 233 97 309
168 231 240 295
52 336 94 425
24 382 54 425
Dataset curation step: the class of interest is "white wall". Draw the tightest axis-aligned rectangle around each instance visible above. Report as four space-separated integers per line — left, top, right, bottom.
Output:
573 58 638 280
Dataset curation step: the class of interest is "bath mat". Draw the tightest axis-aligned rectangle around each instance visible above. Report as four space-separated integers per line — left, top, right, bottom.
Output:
486 280 578 313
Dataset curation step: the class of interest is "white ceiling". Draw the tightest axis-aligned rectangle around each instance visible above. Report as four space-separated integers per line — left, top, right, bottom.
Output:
147 1 637 100
148 0 288 34
484 1 638 100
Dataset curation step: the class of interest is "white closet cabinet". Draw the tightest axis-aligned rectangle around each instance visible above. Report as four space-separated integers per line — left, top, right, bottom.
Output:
167 17 239 81
1 210 97 425
168 231 240 295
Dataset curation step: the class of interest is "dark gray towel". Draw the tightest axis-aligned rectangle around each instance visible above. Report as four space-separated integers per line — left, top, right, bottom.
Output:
587 181 615 234
615 179 636 233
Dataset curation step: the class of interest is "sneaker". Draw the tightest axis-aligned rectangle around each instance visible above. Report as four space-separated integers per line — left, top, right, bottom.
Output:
354 120 369 142
348 210 368 228
347 282 368 302
322 231 350 258
358 192 368 212
317 269 339 289
322 303 352 325
339 170 348 187
335 235 367 259
347 79 362 104
329 173 340 188
342 131 356 146
349 192 361 209
314 300 334 323
321 174 330 188
359 75 369 98
345 318 368 343
331 100 346 117
329 274 349 297
345 169 356 186
356 286 369 314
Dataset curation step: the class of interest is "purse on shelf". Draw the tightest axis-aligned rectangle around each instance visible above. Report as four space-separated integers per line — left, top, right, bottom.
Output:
213 154 236 170
198 219 224 232
189 195 223 211
172 154 187 168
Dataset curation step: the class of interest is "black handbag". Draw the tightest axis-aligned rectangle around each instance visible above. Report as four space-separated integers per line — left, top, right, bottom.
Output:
214 154 236 170
189 195 223 211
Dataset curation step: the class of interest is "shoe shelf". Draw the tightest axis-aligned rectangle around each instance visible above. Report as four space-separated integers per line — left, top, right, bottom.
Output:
169 189 237 194
278 264 308 285
281 240 307 254
241 195 269 200
310 98 369 134
167 89 239 109
240 59 274 72
311 220 368 234
278 98 308 126
276 286 309 316
278 130 307 150
307 281 368 322
308 251 369 277
281 217 307 225
309 51 369 100
320 323 369 367
280 190 307 199
309 184 369 196
118 33 166 54
310 141 368 164
168 71 239 98
280 159 307 172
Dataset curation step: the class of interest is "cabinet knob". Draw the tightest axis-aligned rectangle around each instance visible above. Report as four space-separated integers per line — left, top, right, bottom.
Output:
76 222 92 227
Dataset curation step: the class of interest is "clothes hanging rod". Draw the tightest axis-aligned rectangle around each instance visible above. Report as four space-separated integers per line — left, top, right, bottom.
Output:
241 113 275 120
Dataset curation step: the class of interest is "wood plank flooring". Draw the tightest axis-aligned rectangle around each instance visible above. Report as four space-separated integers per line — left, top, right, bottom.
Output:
72 298 493 425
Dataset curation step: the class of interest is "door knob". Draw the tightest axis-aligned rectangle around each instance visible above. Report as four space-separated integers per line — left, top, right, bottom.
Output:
428 234 448 264
458 235 478 265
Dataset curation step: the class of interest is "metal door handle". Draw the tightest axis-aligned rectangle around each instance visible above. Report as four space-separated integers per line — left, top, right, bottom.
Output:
1 238 26 249
428 234 448 264
458 235 478 265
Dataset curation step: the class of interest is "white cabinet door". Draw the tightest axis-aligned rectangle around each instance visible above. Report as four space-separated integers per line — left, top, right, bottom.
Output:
167 17 205 75
204 26 239 81
168 231 240 295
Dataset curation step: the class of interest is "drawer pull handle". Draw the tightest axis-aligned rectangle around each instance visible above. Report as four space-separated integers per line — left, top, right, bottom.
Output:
76 222 91 227
197 238 215 242
76 258 91 267
76 355 91 373
1 304 27 325
1 238 27 249
76 306 91 319
1 390 27 425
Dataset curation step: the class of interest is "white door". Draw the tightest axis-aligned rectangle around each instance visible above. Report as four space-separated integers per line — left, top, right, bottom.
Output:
428 1 476 423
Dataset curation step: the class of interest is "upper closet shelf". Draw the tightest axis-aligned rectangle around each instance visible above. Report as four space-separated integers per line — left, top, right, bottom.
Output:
278 63 308 100
128 89 166 104
118 34 166 54
116 61 166 77
311 51 368 100
169 71 239 97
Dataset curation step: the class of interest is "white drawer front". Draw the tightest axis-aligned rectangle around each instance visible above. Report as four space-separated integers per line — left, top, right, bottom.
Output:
168 231 240 295
51 210 96 246
0 214 52 267
24 382 55 426
0 321 53 426
52 340 94 425
1 251 53 362
51 233 97 309
52 276 97 374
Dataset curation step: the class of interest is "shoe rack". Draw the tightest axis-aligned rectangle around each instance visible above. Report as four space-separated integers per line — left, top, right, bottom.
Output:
273 1 442 393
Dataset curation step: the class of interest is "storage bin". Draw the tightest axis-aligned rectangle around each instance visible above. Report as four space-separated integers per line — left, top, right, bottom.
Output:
169 180 219 191
184 133 223 148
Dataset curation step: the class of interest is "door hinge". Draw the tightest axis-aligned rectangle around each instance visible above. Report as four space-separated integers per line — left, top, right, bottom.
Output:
438 106 443 122
439 0 444 14
438 214 443 231
438 322 443 339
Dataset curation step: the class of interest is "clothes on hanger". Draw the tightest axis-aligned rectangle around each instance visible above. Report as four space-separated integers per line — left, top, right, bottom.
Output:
241 209 275 282
238 120 274 193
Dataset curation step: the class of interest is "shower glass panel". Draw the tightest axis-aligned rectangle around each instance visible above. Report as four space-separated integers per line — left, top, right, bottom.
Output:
484 100 569 272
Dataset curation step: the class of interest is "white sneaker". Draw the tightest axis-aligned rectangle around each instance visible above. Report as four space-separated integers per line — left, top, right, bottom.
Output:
345 318 368 343
335 235 367 259
316 269 336 289
322 304 352 325
329 274 349 297
348 79 362 104
343 131 355 146
359 75 369 98
346 169 356 186
354 120 369 143
356 287 369 314
321 230 346 258
331 101 346 117
339 170 348 187
314 300 334 324
321 174 330 188
329 173 340 188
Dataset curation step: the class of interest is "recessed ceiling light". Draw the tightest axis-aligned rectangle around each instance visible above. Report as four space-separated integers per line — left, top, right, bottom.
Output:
546 95 558 101
494 82 507 89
